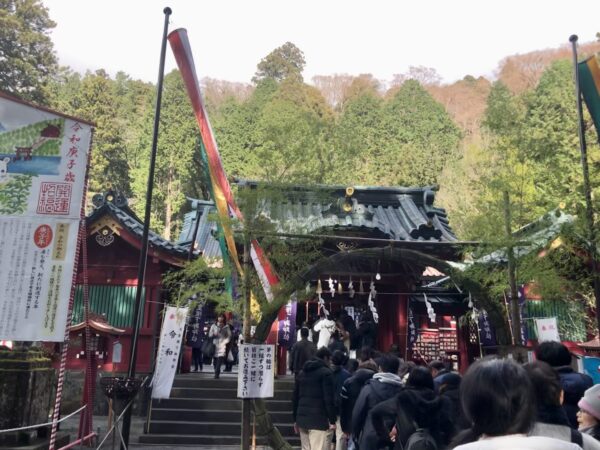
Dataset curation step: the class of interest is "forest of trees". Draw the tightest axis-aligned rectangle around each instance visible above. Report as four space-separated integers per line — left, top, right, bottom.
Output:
4 1 600 308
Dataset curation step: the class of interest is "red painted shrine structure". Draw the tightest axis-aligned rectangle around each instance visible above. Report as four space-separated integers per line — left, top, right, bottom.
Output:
60 191 191 373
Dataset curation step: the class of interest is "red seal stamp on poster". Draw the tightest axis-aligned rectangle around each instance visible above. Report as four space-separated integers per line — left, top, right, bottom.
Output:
34 224 53 248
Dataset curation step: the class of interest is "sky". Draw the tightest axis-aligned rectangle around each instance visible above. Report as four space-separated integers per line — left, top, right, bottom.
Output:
43 0 600 86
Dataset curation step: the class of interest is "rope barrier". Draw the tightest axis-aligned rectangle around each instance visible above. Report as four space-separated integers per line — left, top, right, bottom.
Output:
50 131 93 450
0 405 86 434
49 218 85 450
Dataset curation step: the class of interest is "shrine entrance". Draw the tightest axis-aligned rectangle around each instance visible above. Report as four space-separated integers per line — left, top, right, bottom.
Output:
295 246 472 371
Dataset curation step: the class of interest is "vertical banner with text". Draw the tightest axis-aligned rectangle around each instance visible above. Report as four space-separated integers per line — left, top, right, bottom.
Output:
237 344 274 398
0 93 92 341
152 306 189 399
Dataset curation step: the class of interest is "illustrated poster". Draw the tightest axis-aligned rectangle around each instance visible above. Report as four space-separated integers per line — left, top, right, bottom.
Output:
0 93 91 341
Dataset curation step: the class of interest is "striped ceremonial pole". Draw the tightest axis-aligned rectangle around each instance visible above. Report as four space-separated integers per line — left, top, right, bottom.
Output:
168 29 280 300
49 131 94 450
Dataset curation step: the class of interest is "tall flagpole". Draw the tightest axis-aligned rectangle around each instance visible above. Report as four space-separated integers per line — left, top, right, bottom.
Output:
570 34 600 337
121 7 172 449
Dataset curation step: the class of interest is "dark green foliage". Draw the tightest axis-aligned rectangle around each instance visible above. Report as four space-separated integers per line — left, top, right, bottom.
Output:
162 256 232 312
0 0 57 103
252 42 306 83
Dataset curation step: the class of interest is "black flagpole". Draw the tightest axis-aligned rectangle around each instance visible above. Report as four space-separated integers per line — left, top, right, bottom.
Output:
570 34 600 337
121 7 172 449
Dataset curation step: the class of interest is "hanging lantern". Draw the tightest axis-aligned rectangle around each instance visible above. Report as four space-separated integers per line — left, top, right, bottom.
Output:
337 281 343 295
316 279 322 294
359 279 365 295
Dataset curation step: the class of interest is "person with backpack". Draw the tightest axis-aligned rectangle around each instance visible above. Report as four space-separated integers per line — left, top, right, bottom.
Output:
371 366 453 450
535 341 593 428
331 350 351 450
340 357 378 439
438 372 469 436
451 358 581 450
525 361 600 450
352 355 403 450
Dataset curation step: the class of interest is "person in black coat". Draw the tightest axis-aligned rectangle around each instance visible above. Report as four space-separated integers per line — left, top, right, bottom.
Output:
290 327 317 377
438 372 470 435
340 359 378 435
371 366 454 450
329 329 348 355
356 312 377 350
292 347 337 449
535 341 593 428
332 350 351 450
352 355 403 450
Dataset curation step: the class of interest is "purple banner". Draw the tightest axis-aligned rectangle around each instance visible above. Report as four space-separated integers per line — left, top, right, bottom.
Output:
518 285 528 344
278 295 297 348
408 305 418 349
478 309 496 347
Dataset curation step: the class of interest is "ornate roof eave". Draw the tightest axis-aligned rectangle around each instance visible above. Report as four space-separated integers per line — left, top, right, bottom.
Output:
86 191 191 267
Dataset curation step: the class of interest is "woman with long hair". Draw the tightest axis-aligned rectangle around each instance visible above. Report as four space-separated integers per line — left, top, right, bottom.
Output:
208 313 231 379
452 358 580 449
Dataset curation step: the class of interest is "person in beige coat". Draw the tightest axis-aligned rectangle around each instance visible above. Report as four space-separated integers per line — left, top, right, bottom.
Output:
209 313 231 379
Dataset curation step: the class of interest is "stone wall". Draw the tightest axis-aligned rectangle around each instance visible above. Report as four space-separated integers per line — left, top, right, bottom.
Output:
0 348 55 445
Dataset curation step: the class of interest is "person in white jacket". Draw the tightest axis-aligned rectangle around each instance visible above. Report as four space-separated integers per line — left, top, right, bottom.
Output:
208 313 231 379
313 314 336 349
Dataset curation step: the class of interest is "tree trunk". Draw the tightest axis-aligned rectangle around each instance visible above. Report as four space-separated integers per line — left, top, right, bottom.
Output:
252 306 293 450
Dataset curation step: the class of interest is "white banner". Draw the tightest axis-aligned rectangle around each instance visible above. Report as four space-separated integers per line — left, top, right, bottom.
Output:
237 344 274 398
152 306 188 399
0 93 92 341
535 317 560 342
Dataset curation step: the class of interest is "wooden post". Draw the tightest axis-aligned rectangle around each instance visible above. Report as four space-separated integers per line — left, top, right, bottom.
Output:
503 191 521 346
241 236 252 450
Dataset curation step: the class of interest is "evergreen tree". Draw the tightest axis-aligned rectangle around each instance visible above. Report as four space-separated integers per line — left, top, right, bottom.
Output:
130 70 202 239
0 0 57 103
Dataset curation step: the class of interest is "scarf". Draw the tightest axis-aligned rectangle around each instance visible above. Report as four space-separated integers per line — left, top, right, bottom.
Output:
373 372 403 386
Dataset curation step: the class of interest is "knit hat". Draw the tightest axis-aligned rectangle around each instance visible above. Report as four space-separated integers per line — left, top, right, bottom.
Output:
578 384 600 420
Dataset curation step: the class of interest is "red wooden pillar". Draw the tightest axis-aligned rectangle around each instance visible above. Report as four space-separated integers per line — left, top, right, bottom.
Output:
398 294 408 357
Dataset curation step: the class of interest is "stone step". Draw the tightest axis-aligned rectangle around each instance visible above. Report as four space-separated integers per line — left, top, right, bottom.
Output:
147 420 295 436
150 407 293 423
168 386 293 400
151 397 293 412
172 376 295 389
139 433 301 446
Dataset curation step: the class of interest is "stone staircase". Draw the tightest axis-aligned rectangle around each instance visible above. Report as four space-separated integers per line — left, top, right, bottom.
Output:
139 372 299 446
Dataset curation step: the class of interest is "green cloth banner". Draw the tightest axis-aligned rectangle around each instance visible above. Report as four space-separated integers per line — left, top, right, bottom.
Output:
579 55 600 141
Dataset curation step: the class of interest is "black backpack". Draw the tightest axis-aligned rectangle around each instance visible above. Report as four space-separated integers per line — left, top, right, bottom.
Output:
401 427 438 450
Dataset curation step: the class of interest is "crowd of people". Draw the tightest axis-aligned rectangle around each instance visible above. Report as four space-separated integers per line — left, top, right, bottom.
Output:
290 333 600 450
